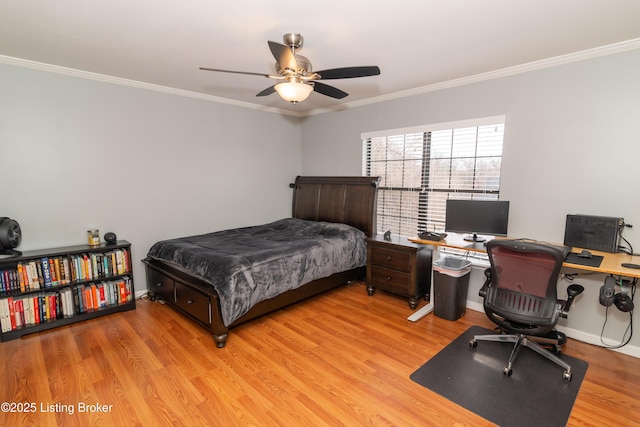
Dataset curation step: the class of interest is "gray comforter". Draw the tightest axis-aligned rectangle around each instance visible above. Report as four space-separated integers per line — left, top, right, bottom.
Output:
146 218 367 326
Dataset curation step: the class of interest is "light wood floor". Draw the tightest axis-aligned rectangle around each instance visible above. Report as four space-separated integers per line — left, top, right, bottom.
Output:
1 281 639 426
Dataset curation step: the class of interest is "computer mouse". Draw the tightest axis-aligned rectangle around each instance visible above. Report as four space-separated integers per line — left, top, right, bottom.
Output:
578 249 593 259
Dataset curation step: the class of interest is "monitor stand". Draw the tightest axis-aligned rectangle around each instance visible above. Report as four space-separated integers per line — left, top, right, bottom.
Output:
463 233 486 242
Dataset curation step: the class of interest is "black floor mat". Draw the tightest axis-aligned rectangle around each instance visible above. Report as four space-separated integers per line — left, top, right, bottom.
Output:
410 326 588 427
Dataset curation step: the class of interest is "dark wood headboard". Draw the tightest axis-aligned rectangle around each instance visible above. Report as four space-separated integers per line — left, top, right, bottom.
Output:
291 176 380 237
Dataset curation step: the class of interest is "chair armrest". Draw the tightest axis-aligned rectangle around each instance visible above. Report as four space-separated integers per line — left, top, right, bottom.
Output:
561 284 585 318
479 267 491 298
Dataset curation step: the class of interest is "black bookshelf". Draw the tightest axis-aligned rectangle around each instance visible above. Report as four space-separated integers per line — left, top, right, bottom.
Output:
0 240 136 342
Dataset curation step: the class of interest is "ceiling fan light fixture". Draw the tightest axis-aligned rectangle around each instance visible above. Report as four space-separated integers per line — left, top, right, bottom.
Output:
274 78 313 103
199 33 381 103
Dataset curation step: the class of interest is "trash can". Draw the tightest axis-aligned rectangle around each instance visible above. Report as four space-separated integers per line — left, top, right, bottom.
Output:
432 257 472 320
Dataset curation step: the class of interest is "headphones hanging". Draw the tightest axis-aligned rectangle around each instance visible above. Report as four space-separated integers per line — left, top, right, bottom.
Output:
614 282 634 312
599 276 616 307
600 276 635 312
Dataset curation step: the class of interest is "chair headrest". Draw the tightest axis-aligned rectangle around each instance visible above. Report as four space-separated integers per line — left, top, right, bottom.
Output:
487 238 570 260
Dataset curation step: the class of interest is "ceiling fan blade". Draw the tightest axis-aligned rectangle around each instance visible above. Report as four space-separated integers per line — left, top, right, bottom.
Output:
316 66 381 80
199 67 270 78
313 82 348 99
256 85 276 97
268 41 298 72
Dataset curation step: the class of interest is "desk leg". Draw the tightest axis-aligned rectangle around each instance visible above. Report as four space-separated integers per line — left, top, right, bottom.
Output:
407 276 434 322
407 301 433 322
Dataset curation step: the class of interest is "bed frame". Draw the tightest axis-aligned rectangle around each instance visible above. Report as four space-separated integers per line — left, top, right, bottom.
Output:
142 176 379 348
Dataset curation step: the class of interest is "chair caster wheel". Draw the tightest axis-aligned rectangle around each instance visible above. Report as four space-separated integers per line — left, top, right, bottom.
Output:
469 339 477 348
563 370 572 381
503 367 512 377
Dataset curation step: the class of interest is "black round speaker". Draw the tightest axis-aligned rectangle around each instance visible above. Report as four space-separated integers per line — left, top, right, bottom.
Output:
104 232 117 244
0 217 22 255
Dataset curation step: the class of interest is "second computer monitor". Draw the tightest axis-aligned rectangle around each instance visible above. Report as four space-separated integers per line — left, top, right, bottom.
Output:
445 199 510 242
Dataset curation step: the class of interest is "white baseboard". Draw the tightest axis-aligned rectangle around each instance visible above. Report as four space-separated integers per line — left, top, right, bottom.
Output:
135 290 148 300
556 326 640 359
465 302 640 359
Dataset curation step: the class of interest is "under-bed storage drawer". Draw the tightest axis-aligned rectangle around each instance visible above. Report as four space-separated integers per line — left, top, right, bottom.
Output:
147 266 175 302
175 281 211 326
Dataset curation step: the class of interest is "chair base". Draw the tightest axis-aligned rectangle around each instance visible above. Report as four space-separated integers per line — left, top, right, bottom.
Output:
469 332 573 381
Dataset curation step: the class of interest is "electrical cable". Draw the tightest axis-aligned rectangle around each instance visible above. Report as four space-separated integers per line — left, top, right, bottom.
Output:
598 277 635 349
599 307 633 349
618 220 635 255
618 234 634 255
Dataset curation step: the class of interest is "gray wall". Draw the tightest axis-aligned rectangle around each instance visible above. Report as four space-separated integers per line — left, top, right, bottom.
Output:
1 47 638 356
300 48 640 356
0 63 303 292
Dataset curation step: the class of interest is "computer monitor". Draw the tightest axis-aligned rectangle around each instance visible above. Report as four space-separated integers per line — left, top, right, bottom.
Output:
445 199 510 242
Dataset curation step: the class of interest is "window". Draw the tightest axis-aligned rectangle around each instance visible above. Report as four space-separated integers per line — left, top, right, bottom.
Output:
362 116 505 237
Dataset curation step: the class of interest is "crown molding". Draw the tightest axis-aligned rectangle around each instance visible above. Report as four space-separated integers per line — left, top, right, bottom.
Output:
0 55 304 117
2 37 639 119
304 37 640 116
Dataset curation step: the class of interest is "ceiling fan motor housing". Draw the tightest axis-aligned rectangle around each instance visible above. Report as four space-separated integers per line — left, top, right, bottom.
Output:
278 54 311 76
282 33 303 49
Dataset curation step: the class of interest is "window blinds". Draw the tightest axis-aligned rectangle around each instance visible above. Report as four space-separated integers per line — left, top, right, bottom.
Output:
362 116 505 237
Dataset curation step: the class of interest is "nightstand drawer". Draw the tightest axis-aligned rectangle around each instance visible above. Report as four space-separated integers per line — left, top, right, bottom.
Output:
175 281 211 325
366 235 433 309
371 247 411 272
147 267 175 302
370 265 410 293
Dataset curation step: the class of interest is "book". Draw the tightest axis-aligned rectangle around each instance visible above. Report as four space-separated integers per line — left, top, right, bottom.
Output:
98 283 106 308
23 297 33 326
0 298 10 332
115 250 124 275
55 292 62 320
17 263 26 292
72 256 81 281
62 258 71 284
0 270 6 293
53 258 62 285
29 261 40 290
41 257 53 288
36 262 44 288
49 258 58 286
83 254 91 281
75 285 84 313
32 295 40 325
91 284 99 309
50 294 57 320
7 297 16 330
15 299 24 329
122 248 130 273
84 287 92 311
65 288 75 317
119 280 126 302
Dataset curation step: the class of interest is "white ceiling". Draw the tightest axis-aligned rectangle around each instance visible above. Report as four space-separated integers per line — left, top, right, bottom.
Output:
2 0 640 116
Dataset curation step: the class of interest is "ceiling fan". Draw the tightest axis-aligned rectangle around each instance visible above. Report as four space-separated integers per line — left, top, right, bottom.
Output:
199 33 380 104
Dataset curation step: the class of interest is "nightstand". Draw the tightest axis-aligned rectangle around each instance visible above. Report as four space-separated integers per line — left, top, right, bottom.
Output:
366 234 433 309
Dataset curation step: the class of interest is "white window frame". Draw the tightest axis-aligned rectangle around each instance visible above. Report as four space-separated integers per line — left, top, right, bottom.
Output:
362 115 506 238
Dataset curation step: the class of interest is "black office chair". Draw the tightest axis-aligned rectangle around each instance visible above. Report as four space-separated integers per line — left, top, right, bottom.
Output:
469 239 584 381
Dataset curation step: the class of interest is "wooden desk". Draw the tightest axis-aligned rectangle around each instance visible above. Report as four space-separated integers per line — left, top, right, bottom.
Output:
406 233 640 322
408 233 640 278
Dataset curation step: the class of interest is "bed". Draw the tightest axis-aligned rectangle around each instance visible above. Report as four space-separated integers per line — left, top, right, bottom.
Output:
142 176 379 347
